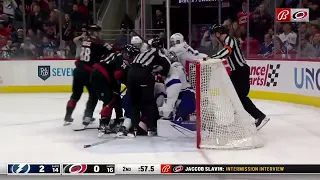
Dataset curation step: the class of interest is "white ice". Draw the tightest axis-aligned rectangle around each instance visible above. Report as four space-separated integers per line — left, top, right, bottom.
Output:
0 93 320 165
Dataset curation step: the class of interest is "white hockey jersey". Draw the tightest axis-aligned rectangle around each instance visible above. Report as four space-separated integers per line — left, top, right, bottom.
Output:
169 42 207 67
160 62 194 118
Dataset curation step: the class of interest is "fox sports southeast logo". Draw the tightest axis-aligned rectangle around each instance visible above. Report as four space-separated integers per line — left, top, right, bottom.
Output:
291 8 309 22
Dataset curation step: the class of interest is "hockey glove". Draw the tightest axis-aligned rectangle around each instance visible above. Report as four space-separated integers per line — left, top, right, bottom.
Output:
158 105 174 119
154 73 164 83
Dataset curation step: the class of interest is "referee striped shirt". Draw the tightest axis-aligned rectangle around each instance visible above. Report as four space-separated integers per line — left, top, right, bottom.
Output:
132 47 171 76
211 35 246 71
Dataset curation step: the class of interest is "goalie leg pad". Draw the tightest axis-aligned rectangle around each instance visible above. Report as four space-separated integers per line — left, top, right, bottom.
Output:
175 90 196 121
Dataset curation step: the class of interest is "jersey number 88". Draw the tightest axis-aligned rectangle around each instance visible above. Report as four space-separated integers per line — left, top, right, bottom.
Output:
80 47 91 62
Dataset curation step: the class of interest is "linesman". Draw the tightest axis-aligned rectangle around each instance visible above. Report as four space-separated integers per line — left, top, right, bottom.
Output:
209 24 270 130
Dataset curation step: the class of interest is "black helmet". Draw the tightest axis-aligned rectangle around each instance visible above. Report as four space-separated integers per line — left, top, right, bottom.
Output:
151 37 164 49
123 44 140 58
88 24 102 32
210 24 227 34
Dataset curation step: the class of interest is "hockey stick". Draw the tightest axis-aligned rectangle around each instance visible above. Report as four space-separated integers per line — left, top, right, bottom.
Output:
84 137 116 148
73 87 127 132
123 14 151 47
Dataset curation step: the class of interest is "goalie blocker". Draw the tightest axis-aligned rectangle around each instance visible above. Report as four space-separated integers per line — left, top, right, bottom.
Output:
157 59 263 150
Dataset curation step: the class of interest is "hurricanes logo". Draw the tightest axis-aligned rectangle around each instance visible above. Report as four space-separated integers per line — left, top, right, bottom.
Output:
277 10 290 20
173 165 184 172
292 11 308 20
64 164 87 173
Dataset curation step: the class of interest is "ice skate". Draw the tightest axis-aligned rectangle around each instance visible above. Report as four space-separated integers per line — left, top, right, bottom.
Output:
63 116 74 126
147 127 157 137
116 126 136 138
255 115 270 130
97 118 111 138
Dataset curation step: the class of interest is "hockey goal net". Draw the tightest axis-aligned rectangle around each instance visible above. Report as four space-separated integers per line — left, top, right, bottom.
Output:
185 59 263 150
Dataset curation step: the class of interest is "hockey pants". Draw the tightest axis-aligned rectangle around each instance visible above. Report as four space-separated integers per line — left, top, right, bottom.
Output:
175 90 196 121
66 67 98 118
229 64 265 119
90 68 123 119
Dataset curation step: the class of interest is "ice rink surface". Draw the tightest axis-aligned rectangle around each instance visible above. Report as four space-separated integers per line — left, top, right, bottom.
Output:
0 93 320 180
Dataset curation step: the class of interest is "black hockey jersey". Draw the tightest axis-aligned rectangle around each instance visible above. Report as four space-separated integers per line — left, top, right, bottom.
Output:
76 37 112 70
93 52 130 85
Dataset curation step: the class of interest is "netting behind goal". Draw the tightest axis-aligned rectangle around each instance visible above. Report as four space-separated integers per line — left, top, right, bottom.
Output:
185 59 263 150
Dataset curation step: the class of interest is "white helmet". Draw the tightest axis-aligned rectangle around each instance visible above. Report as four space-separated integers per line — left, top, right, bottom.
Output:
131 36 143 48
170 33 184 47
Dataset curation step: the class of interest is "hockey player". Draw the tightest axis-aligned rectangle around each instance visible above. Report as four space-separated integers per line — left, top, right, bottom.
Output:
64 25 113 126
169 33 207 67
131 36 149 52
158 54 196 120
126 37 171 136
90 44 140 137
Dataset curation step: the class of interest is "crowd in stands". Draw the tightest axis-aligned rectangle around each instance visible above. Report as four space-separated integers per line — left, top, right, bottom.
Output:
199 0 319 59
0 0 318 59
0 0 94 59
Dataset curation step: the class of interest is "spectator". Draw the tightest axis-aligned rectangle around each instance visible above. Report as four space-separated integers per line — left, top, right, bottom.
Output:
268 28 274 38
301 0 319 22
20 37 37 57
13 3 26 29
229 21 243 42
259 33 274 57
249 12 268 43
255 4 273 28
312 32 320 57
199 30 222 56
0 20 11 38
75 0 89 17
70 4 86 31
309 23 319 43
27 4 45 33
1 39 16 58
40 36 55 56
114 30 128 48
237 2 252 32
278 23 297 51
297 34 316 58
11 28 24 45
154 9 165 30
274 36 289 58
2 0 18 18
281 0 299 8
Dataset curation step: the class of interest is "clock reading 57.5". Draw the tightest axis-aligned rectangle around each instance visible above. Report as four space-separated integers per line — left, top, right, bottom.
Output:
139 166 154 172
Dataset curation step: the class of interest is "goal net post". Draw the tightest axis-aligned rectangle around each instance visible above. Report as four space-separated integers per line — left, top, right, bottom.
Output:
185 59 263 150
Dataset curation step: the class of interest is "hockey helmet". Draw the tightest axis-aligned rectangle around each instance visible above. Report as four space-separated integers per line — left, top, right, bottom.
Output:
88 24 102 32
170 33 184 47
151 37 164 49
131 36 143 48
210 24 228 34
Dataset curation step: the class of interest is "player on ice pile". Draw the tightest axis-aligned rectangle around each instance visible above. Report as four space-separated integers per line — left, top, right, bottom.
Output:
64 24 113 126
90 44 140 137
169 33 207 67
157 52 196 121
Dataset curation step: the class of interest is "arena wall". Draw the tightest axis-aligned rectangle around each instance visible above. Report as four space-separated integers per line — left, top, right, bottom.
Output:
0 59 319 107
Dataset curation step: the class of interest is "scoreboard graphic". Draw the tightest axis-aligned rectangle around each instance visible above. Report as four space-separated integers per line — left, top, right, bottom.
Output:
5 164 320 175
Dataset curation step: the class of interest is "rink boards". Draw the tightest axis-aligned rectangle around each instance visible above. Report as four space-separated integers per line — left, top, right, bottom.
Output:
0 58 319 107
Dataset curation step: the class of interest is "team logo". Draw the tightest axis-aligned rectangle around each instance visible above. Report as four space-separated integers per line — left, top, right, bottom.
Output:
63 164 87 173
11 164 31 173
38 66 51 81
160 164 172 173
276 8 290 22
173 165 184 173
291 8 309 22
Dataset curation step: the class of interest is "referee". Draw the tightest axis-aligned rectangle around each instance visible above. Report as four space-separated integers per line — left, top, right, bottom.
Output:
127 38 171 136
209 24 270 130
